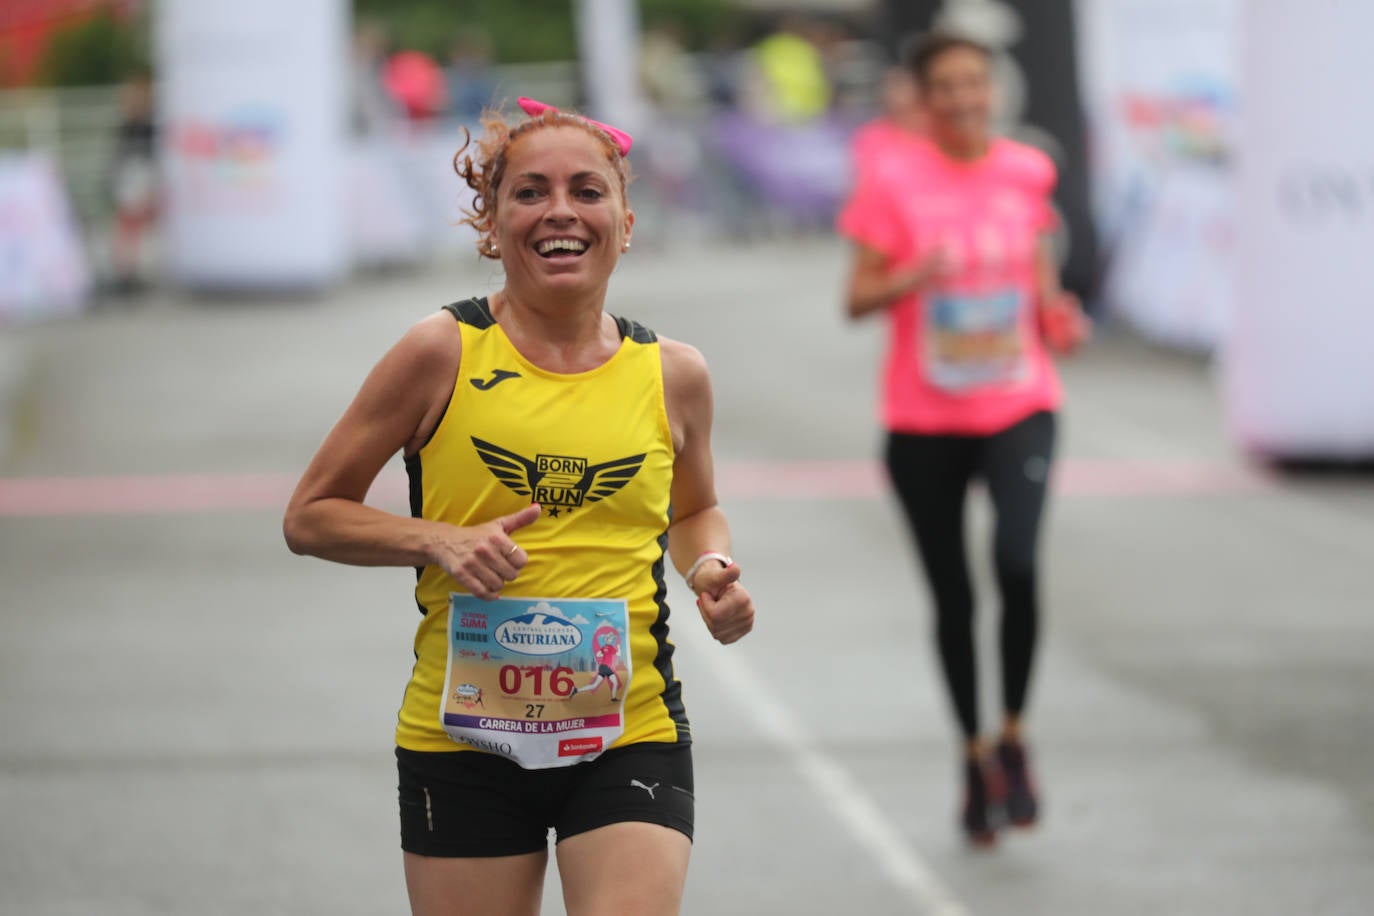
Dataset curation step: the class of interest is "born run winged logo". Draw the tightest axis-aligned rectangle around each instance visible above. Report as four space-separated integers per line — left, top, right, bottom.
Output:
471 437 646 517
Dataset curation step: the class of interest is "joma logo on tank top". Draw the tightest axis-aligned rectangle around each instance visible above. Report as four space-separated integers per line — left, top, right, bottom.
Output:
472 437 646 516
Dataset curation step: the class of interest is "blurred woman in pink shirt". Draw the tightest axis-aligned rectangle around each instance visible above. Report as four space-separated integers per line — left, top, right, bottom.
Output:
838 31 1088 847
848 63 924 175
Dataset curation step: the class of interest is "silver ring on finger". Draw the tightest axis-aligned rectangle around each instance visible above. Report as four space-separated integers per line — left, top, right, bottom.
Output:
505 543 519 558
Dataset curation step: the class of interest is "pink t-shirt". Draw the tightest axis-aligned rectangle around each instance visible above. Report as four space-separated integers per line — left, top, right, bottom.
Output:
838 134 1062 436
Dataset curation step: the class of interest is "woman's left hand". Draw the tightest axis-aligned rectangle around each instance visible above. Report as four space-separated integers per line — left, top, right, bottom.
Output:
694 562 756 645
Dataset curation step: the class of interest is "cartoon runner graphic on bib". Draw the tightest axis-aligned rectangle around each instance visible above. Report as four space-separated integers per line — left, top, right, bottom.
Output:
572 625 624 702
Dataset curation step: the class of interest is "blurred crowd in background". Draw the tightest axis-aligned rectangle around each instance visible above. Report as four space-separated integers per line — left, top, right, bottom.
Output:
0 0 1143 312
1 1 897 300
344 9 888 254
2 0 1371 461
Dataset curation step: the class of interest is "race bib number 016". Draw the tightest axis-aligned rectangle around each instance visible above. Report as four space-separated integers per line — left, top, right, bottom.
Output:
441 595 631 769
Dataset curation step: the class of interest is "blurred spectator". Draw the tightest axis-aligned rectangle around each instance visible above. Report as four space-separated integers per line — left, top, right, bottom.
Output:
445 28 497 122
849 64 924 174
350 20 402 136
383 50 446 123
633 23 713 239
742 15 832 123
808 17 862 112
698 32 748 110
107 67 157 296
703 16 857 235
639 23 708 115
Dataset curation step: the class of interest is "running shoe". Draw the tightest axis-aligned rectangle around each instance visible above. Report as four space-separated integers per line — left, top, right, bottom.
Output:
961 758 1003 847
997 738 1039 828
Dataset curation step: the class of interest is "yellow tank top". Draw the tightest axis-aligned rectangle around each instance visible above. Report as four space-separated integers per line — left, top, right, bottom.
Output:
395 298 689 754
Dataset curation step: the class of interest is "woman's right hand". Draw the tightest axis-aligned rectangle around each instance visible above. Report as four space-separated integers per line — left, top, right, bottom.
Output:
847 243 955 319
898 246 955 294
431 504 541 600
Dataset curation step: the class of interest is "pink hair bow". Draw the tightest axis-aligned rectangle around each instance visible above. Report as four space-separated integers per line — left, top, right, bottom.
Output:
517 96 634 156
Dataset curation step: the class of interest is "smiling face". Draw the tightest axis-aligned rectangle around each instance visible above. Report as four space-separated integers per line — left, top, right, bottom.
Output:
919 45 993 153
490 125 634 301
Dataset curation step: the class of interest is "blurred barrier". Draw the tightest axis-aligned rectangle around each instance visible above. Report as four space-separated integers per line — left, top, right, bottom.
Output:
156 0 349 291
0 153 91 322
0 38 881 283
352 124 483 264
347 98 880 261
1222 0 1374 459
709 110 855 227
346 137 431 268
1076 0 1238 351
0 86 123 230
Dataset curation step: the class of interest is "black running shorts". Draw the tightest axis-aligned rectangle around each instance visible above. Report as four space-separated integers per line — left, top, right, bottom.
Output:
396 742 694 857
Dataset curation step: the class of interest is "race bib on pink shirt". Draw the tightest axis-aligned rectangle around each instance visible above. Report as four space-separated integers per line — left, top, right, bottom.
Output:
924 288 1029 392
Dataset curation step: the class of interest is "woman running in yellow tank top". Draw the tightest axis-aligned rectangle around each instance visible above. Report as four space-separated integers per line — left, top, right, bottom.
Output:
283 98 756 916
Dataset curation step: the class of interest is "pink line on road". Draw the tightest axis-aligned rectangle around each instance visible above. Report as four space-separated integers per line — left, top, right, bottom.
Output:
716 458 1279 499
0 459 1276 519
0 473 303 518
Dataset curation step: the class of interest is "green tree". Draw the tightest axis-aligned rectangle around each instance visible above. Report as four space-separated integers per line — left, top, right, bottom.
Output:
640 0 744 51
354 0 577 63
37 11 146 88
352 0 743 62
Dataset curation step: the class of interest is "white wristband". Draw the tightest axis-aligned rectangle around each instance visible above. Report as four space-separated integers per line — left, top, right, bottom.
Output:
685 551 732 594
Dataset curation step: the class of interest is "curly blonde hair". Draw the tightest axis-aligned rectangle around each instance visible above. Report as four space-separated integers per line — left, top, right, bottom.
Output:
453 106 634 260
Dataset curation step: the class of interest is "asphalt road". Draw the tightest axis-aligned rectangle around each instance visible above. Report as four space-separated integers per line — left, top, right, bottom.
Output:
3 237 1372 915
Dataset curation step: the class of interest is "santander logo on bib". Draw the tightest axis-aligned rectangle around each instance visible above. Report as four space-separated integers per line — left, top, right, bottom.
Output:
493 601 586 657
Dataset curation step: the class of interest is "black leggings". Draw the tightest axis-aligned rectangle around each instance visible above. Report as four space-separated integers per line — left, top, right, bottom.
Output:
885 411 1056 739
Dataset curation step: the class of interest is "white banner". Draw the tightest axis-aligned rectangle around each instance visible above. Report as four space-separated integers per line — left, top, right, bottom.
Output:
1076 0 1239 350
157 0 348 290
1221 0 1374 458
0 154 91 323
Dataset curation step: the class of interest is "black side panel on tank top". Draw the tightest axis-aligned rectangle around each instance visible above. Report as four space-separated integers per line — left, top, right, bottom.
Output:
615 315 657 343
443 297 495 328
444 300 654 344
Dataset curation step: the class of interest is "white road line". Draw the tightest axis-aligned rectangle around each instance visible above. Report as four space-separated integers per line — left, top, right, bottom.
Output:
681 625 973 916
